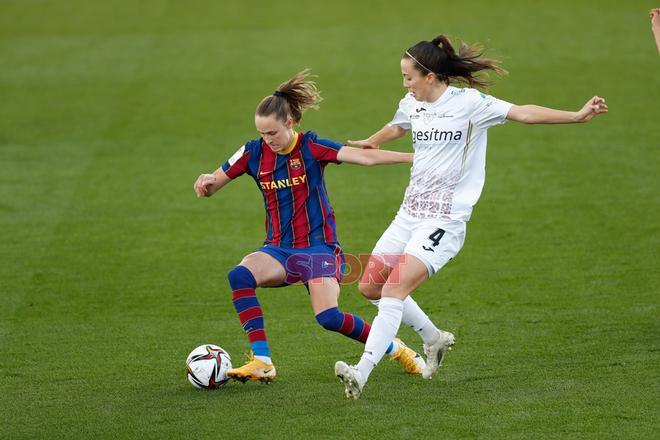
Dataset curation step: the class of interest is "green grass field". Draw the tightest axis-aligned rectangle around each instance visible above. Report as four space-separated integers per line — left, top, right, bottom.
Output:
1 0 659 438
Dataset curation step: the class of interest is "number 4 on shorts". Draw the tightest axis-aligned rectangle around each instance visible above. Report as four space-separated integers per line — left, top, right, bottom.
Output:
423 228 445 252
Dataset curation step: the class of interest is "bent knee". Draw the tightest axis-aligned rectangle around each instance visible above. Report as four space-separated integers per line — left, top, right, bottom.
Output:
358 281 382 300
227 265 257 289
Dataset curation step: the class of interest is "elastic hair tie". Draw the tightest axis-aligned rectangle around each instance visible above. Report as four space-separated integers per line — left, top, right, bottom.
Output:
406 51 434 74
273 91 283 97
405 50 448 79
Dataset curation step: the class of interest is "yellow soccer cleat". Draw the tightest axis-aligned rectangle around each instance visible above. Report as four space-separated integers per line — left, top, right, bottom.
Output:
390 338 426 374
227 353 276 384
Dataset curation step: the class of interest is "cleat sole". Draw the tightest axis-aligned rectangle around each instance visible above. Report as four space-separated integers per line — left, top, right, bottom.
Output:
228 373 275 384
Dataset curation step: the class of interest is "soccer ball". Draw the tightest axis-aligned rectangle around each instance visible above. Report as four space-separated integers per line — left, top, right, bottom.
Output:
185 344 232 389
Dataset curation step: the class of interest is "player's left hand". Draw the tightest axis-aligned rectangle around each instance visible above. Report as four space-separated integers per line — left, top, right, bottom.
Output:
575 96 608 122
194 173 217 197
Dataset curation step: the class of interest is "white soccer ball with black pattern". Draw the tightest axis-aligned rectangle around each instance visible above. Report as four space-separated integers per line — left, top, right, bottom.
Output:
185 344 232 389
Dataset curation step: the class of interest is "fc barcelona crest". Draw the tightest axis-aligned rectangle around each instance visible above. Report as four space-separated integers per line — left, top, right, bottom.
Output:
289 158 302 170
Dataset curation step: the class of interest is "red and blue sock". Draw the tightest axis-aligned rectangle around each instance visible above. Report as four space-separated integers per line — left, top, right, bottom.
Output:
315 307 394 354
228 266 270 359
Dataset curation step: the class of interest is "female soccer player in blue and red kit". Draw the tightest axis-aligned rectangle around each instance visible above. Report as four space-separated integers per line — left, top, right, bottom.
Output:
193 70 425 383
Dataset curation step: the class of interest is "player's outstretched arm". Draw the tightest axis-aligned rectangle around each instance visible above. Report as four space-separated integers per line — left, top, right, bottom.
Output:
336 146 413 166
347 124 409 149
194 168 232 197
507 96 608 124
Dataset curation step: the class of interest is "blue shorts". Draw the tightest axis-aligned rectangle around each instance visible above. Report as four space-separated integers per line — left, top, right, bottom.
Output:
257 243 345 285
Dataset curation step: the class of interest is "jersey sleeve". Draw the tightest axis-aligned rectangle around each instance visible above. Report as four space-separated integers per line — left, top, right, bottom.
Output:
307 135 344 164
469 90 513 129
220 144 251 179
388 93 413 130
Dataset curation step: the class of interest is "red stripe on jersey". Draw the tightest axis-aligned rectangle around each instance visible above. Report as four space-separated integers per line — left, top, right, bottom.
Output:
339 312 355 335
334 251 343 280
259 144 281 245
357 321 371 343
247 329 267 343
308 140 340 163
287 143 311 248
225 150 251 179
327 211 338 243
238 306 263 323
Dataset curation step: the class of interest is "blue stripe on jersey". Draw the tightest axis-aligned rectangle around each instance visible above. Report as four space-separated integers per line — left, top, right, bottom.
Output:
246 141 263 177
264 197 273 243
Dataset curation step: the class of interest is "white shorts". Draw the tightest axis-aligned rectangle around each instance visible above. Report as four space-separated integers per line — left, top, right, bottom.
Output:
372 210 466 276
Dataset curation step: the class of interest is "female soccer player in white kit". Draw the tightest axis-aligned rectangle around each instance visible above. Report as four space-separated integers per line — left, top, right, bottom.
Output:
335 34 608 399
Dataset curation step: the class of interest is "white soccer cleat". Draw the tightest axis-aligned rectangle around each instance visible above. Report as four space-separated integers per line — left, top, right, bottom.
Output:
422 330 455 379
335 361 365 400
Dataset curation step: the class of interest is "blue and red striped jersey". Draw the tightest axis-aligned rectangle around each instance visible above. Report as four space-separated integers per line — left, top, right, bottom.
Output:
221 131 343 248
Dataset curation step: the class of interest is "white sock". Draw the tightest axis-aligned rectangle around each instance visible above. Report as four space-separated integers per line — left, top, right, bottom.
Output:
254 355 272 365
370 299 401 358
401 296 441 344
372 296 440 344
356 297 404 381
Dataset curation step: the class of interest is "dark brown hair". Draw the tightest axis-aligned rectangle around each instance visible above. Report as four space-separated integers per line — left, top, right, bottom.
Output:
255 69 322 123
404 35 506 89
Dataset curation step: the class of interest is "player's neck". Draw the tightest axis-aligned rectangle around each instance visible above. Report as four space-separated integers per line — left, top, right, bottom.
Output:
424 83 448 103
277 130 298 155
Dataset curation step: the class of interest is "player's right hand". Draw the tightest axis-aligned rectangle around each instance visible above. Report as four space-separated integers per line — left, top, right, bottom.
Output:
347 139 380 149
194 173 216 197
652 8 660 27
575 96 608 122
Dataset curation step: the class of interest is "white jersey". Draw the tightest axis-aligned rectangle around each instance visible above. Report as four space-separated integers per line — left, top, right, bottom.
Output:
390 86 513 221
